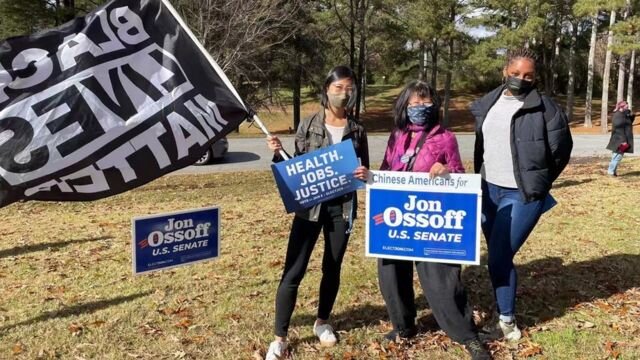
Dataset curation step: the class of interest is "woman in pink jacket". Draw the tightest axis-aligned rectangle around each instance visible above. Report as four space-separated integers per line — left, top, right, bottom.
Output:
377 80 489 360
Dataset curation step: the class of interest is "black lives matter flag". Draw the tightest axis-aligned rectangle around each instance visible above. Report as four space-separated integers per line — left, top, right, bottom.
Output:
0 0 251 208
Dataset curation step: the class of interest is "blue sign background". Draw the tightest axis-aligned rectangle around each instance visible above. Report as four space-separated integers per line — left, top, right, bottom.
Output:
132 207 219 274
367 188 479 264
272 139 364 213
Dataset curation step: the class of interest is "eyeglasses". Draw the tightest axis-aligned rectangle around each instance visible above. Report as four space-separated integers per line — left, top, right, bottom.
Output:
330 84 354 93
408 102 433 106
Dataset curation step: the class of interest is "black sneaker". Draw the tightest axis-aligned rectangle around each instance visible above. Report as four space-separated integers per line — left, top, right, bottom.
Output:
384 327 417 342
464 339 491 360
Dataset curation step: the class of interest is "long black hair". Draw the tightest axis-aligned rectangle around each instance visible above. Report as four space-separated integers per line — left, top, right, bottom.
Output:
320 65 358 111
393 80 441 130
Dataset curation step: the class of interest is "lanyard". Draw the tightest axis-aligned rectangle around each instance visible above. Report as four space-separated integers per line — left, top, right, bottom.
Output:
401 130 430 171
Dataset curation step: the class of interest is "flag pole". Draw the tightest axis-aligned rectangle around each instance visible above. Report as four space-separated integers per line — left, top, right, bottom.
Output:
251 114 290 160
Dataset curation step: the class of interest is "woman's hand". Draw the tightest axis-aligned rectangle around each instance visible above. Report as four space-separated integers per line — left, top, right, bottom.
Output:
267 135 283 153
429 162 449 178
353 166 369 181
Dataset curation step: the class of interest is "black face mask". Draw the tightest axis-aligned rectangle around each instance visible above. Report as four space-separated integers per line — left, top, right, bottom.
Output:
506 76 534 96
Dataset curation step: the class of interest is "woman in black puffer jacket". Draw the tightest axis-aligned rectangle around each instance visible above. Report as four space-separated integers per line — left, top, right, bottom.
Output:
606 101 635 176
470 48 572 342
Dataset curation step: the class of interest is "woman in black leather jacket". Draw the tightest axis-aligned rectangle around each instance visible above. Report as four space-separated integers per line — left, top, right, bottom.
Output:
263 65 369 359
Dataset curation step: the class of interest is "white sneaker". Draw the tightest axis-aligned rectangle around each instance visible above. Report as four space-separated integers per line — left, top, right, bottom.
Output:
313 322 337 347
498 320 522 341
265 340 286 360
481 319 522 342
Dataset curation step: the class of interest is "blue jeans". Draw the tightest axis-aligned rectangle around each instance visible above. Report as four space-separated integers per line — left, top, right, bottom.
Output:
608 152 624 175
481 181 545 318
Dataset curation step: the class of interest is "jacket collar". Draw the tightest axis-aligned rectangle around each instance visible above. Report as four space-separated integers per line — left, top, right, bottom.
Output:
471 85 543 120
519 86 543 110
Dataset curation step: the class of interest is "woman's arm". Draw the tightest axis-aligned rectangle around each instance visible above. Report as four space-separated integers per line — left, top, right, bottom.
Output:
543 98 573 181
444 133 466 174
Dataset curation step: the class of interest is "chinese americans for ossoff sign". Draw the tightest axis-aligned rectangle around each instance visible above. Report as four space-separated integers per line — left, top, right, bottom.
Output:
132 207 220 275
271 139 364 213
366 171 482 265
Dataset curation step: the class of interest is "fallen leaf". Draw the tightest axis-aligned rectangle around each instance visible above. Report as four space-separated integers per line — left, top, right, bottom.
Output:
139 323 163 336
12 342 25 355
605 341 621 359
175 318 192 329
518 340 543 358
582 321 596 329
68 323 84 336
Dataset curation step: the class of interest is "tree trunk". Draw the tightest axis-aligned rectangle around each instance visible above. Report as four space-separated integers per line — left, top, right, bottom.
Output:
552 33 561 95
443 4 456 128
354 0 367 120
430 39 438 88
601 10 617 134
349 0 356 69
360 40 367 113
293 59 302 131
628 49 636 111
585 14 597 128
61 0 76 22
566 20 577 122
616 4 630 103
617 56 626 102
419 42 426 80
543 43 552 95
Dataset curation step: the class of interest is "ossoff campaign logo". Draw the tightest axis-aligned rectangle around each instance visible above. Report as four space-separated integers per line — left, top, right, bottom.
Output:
366 171 481 265
372 194 467 243
139 217 212 256
132 207 220 274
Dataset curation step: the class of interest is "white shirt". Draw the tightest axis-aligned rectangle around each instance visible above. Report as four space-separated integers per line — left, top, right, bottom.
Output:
481 91 524 188
325 124 345 145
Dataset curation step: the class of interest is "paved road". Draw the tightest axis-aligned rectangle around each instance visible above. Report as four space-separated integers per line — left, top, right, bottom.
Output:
173 134 639 175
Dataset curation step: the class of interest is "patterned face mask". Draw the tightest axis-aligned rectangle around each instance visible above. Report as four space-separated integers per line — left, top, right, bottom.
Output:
407 104 435 126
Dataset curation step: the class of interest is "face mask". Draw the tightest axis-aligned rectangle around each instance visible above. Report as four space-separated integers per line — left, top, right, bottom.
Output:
407 104 436 126
327 92 350 108
506 76 534 96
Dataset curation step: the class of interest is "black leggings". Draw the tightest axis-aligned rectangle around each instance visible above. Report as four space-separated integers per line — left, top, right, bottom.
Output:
274 203 349 337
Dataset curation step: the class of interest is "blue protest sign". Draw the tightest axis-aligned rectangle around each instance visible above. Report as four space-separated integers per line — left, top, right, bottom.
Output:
271 139 364 213
132 206 220 274
366 171 481 265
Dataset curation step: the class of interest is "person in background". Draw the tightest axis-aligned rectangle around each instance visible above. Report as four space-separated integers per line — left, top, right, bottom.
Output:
264 65 369 360
606 100 635 176
470 48 573 341
376 80 491 360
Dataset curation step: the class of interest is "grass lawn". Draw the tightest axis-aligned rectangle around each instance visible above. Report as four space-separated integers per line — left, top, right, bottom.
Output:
238 85 639 137
1 157 639 359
